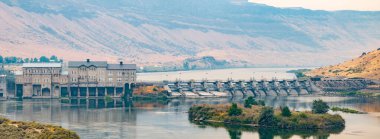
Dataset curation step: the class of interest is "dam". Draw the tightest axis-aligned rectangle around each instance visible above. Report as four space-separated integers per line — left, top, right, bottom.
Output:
163 79 321 98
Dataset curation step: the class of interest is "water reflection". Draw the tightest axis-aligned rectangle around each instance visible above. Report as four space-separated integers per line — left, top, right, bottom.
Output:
0 97 379 139
60 98 132 109
0 99 137 138
192 122 344 139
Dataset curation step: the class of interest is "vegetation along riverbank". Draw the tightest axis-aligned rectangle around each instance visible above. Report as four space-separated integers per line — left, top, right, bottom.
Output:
334 91 380 98
0 117 79 139
188 98 345 130
331 107 367 114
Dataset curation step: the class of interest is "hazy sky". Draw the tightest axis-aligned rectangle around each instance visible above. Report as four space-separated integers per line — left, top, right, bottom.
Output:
249 0 380 11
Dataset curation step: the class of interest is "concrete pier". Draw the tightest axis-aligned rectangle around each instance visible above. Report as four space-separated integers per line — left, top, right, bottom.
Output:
164 79 316 97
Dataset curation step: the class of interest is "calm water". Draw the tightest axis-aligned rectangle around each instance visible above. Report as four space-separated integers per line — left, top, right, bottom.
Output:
137 68 300 82
0 96 380 139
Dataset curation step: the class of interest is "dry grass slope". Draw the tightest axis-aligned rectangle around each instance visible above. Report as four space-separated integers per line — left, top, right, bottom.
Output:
0 117 79 139
307 49 380 79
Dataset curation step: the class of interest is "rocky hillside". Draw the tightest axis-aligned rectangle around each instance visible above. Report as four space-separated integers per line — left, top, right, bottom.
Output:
307 49 380 79
183 56 229 70
0 0 380 67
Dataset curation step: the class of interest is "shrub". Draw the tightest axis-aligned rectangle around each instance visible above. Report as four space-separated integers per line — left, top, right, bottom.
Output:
299 112 308 118
331 107 364 114
228 103 242 116
312 99 330 114
153 87 158 91
257 100 265 106
244 96 257 108
39 128 80 139
0 117 9 124
258 107 277 126
281 106 292 117
0 117 79 139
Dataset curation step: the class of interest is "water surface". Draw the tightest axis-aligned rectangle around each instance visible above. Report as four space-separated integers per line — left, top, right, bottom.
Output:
0 96 379 139
137 68 300 82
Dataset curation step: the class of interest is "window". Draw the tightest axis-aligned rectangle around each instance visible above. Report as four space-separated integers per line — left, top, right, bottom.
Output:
99 78 104 82
117 78 122 82
108 78 113 82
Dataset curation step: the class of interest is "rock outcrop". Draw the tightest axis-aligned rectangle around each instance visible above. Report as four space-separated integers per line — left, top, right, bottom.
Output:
307 49 380 80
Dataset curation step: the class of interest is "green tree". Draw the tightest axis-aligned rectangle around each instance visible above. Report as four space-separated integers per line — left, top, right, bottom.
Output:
244 96 257 108
258 107 277 126
257 100 265 106
281 106 292 117
0 55 3 63
312 99 330 114
24 58 30 63
153 87 158 92
50 55 58 62
228 103 242 116
183 62 189 70
39 56 50 62
16 58 23 63
5 57 17 63
33 58 39 63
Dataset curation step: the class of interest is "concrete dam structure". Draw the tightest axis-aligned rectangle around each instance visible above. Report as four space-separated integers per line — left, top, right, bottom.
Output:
164 79 320 97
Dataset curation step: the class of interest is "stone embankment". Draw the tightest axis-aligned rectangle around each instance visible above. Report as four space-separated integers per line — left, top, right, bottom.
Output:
313 79 373 91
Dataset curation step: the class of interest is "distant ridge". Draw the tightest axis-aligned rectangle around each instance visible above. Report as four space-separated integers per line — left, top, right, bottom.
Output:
307 49 380 79
0 0 380 67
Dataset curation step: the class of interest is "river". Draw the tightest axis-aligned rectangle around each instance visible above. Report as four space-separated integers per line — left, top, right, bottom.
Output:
137 68 300 82
1 68 379 139
0 96 380 139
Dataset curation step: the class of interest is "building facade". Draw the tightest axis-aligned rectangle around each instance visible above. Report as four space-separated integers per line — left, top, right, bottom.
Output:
0 64 7 98
0 75 6 98
14 60 136 98
15 63 67 98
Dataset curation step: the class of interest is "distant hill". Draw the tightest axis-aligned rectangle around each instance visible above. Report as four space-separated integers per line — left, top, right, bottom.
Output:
183 56 229 70
307 49 380 79
0 0 380 67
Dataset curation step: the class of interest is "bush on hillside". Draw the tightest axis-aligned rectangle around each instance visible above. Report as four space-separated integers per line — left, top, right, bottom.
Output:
281 106 292 117
258 107 277 126
257 100 265 106
312 99 330 114
228 103 242 116
244 96 257 108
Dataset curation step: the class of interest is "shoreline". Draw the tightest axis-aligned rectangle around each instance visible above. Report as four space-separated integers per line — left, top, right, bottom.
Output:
0 117 79 139
189 104 345 130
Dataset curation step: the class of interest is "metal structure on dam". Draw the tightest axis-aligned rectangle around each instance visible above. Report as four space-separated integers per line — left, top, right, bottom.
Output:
164 79 321 97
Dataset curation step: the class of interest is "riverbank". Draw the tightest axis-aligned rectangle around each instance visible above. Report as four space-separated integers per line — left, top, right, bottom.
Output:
188 104 345 129
324 91 380 98
331 107 367 114
0 117 79 139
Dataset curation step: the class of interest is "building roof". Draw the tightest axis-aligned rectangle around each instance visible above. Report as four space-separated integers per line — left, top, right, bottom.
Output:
61 71 69 75
23 63 62 68
107 64 137 70
14 71 23 75
68 61 108 68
